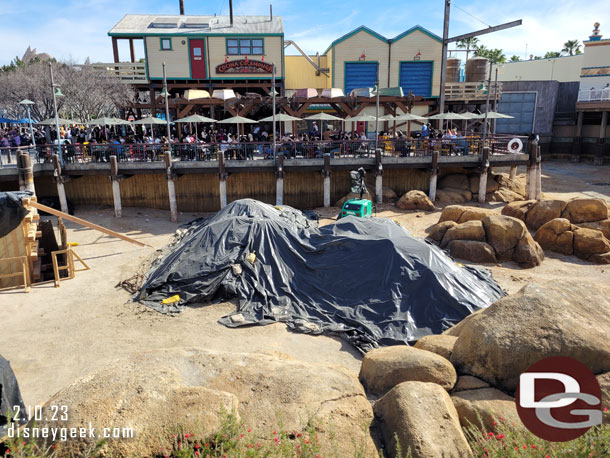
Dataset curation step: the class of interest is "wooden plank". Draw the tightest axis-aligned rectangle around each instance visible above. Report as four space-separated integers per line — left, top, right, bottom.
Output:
28 202 149 247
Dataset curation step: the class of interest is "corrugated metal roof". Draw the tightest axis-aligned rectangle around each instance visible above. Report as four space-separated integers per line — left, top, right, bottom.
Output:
108 14 283 36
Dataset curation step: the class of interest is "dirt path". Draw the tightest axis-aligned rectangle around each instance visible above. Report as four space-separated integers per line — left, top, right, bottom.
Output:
1 162 608 407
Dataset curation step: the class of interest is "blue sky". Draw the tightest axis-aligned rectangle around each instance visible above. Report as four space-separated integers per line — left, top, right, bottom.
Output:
1 0 607 65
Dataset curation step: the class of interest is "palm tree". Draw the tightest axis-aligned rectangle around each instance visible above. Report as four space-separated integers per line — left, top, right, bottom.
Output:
456 37 480 61
544 51 561 58
510 55 520 62
562 40 581 56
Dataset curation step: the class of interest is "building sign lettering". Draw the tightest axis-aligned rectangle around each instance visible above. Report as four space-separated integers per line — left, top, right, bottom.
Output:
216 59 273 74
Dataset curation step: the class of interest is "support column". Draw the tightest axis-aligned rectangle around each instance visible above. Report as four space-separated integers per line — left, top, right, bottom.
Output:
218 149 228 209
509 165 517 180
571 111 584 163
110 155 122 218
322 154 331 208
478 147 490 204
112 37 119 63
52 154 69 214
276 153 284 206
429 150 439 202
595 111 608 166
375 149 383 205
165 152 178 222
17 152 36 195
526 138 539 200
535 142 542 200
129 38 136 63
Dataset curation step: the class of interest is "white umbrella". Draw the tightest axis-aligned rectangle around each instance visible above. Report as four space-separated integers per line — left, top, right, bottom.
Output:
303 113 343 121
87 117 130 140
174 114 216 140
217 115 258 138
394 113 427 121
471 112 514 119
427 112 468 120
346 114 377 122
259 113 301 139
37 117 78 125
133 116 167 141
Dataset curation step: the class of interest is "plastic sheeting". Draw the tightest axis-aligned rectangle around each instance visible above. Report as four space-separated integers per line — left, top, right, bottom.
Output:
1 354 28 437
0 191 31 239
136 199 505 352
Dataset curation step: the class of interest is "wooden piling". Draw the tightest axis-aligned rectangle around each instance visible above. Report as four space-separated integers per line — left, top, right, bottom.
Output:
428 150 439 202
322 154 331 208
110 155 122 217
276 154 285 206
478 147 490 204
52 154 69 214
165 152 178 222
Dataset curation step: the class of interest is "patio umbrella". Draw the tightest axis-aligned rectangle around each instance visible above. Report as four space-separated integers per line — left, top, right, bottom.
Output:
16 118 38 124
0 118 19 123
174 114 217 140
259 113 301 140
471 112 514 119
426 113 468 120
87 117 131 140
303 113 343 121
217 115 258 138
346 114 377 122
133 116 168 141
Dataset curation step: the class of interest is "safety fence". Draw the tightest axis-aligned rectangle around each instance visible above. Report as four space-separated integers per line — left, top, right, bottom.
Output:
0 135 529 167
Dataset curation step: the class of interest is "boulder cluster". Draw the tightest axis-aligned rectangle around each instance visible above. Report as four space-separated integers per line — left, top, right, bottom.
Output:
503 198 610 264
362 281 610 457
435 172 527 204
427 205 544 267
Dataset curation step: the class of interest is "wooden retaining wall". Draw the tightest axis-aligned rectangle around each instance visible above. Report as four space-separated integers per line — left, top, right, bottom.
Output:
0 168 432 212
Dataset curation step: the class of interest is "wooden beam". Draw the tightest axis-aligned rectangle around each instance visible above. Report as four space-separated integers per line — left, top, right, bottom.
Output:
25 201 149 247
129 38 136 63
178 104 195 118
112 37 119 63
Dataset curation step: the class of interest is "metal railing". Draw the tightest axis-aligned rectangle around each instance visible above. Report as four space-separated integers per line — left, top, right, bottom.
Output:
0 135 529 168
577 88 610 103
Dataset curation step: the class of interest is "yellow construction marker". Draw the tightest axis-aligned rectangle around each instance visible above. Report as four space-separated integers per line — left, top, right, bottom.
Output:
161 294 180 305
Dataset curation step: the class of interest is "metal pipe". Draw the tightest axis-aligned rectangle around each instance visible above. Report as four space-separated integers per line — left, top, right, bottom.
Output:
375 78 380 151
272 63 277 160
438 0 451 133
492 67 498 134
25 105 35 150
179 0 184 15
162 62 171 146
229 0 233 25
482 62 493 143
49 62 63 165
270 4 273 20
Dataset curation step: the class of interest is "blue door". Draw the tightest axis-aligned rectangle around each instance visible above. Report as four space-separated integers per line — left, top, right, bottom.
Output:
345 62 378 94
496 92 536 135
399 62 433 97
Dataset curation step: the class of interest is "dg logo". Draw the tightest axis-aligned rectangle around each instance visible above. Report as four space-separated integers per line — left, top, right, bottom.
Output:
516 356 603 442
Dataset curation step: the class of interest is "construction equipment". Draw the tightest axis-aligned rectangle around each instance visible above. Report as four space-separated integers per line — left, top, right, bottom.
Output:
338 167 374 219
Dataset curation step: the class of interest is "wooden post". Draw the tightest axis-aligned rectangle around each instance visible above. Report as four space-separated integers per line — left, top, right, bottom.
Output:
429 150 439 202
322 154 331 207
218 149 228 209
165 152 178 222
276 153 284 206
526 138 538 200
17 152 36 195
571 111 584 163
509 165 517 180
535 143 542 200
52 154 69 214
110 155 122 218
595 111 608 166
112 37 119 63
478 147 490 203
129 38 135 63
375 149 383 205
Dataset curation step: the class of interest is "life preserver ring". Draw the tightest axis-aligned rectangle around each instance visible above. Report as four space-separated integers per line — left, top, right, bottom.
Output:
507 138 523 153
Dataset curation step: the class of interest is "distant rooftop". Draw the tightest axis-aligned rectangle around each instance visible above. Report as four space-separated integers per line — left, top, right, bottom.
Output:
108 14 283 36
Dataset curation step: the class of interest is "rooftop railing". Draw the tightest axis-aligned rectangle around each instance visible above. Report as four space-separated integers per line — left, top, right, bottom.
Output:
89 62 148 83
577 88 610 103
444 82 503 101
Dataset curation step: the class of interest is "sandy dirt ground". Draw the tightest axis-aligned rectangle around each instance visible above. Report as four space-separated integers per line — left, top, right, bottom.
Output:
1 162 609 408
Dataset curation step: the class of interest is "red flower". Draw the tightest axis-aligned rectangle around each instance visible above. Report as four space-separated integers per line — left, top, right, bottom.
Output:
195 452 199 457
274 437 279 443
493 421 497 426
273 430 277 435
195 444 200 449
297 433 302 437
523 445 528 449
185 433 189 439
240 434 244 438
256 443 261 448
488 432 494 437
247 428 251 432
605 407 608 413
496 434 504 439
205 443 210 447
22 442 26 446
305 439 309 444
515 447 519 451
532 444 536 449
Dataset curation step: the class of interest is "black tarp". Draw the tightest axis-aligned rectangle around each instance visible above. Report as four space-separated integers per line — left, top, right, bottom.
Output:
135 199 505 352
0 191 31 239
0 354 28 437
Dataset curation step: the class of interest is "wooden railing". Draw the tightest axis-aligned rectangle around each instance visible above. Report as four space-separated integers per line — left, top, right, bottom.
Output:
90 62 148 83
444 82 503 101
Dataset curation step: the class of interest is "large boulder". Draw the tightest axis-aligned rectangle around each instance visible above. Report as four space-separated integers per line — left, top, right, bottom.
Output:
534 218 574 255
359 346 457 396
451 388 521 432
441 220 486 248
573 227 610 260
450 281 610 392
439 174 470 191
487 188 526 203
501 200 536 221
335 191 374 207
525 199 567 230
447 240 498 264
414 335 458 361
482 215 526 260
513 231 544 268
495 173 526 197
436 188 472 204
428 221 458 243
39 349 377 458
562 198 608 223
578 218 610 240
469 174 500 194
438 205 494 224
396 190 435 211
382 187 398 202
374 382 472 458
452 375 490 392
